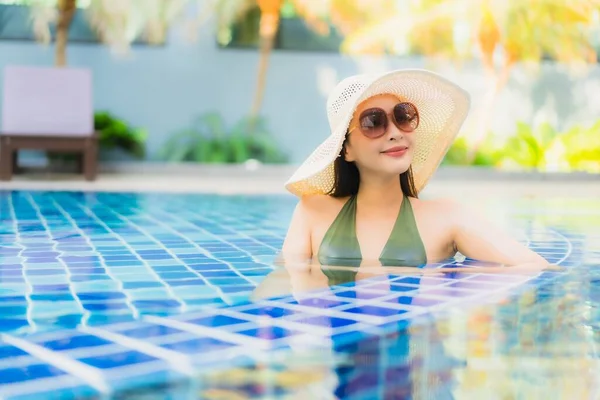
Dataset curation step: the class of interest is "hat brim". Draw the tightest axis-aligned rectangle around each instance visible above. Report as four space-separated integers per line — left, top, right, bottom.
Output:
285 69 471 197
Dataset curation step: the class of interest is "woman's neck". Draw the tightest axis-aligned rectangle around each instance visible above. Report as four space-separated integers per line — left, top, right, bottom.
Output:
355 174 404 209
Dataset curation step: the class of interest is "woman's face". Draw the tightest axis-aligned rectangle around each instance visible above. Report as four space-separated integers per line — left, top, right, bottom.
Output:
344 94 417 178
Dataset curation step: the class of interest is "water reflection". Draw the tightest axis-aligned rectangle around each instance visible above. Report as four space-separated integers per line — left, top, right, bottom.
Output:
194 261 599 399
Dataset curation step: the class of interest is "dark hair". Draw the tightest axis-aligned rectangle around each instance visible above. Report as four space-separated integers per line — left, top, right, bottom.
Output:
327 137 418 198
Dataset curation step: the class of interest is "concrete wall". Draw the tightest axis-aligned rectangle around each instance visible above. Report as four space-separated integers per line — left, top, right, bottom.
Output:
1 14 599 164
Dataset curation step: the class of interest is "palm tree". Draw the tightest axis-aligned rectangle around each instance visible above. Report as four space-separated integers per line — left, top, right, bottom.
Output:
339 0 600 159
29 0 188 65
214 0 384 120
54 0 77 66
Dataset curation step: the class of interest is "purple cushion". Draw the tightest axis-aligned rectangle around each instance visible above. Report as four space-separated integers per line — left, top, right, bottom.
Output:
1 65 93 137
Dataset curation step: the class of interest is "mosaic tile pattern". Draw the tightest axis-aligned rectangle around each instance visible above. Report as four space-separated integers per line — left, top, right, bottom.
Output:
0 191 598 399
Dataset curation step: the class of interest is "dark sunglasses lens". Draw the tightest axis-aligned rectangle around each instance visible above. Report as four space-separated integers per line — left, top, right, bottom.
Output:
359 109 387 138
393 102 419 132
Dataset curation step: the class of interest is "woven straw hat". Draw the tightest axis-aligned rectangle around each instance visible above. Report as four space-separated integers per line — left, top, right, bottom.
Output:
284 69 471 197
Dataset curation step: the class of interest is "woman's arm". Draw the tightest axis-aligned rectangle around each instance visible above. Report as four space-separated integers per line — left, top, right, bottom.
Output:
448 200 549 268
281 198 313 260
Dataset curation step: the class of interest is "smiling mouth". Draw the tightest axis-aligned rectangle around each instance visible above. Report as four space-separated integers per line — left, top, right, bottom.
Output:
381 146 408 155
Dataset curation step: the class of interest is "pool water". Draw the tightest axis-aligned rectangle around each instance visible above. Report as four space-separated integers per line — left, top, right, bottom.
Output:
0 191 599 399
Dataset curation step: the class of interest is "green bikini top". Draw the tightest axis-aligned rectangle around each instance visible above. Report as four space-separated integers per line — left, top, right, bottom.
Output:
317 195 427 269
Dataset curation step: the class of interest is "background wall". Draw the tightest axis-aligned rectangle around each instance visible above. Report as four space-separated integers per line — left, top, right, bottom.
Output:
1 17 599 164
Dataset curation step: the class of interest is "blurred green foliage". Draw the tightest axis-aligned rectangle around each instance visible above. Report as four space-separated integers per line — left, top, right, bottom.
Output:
443 120 600 173
94 111 147 159
49 111 146 163
158 112 288 164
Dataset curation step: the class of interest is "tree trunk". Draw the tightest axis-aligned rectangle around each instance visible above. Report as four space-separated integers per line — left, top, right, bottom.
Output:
249 0 282 123
466 59 514 163
55 0 78 67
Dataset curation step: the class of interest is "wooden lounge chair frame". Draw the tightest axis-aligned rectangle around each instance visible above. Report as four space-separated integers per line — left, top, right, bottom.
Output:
0 65 98 181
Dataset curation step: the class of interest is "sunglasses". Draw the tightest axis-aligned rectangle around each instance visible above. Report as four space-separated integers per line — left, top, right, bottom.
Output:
350 102 419 139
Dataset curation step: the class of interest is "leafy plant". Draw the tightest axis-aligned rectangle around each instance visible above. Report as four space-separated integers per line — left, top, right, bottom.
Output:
442 119 600 173
559 120 600 173
502 121 558 170
159 112 288 164
442 136 470 166
48 111 147 163
94 111 147 159
443 133 505 167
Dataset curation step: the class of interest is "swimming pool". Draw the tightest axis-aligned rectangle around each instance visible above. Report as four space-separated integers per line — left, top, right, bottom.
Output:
0 190 598 399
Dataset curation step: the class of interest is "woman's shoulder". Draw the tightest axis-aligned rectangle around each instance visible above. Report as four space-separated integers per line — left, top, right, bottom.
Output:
409 196 465 216
296 194 349 218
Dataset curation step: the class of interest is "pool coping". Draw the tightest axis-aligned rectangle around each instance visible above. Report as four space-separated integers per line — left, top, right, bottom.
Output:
11 162 600 181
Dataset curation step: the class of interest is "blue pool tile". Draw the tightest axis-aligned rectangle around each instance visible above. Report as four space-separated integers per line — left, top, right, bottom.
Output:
0 249 20 256
219 285 256 293
176 254 214 260
102 255 141 262
151 266 189 272
132 300 182 309
160 337 235 353
385 295 445 307
229 262 271 270
467 274 527 283
0 264 23 273
122 281 164 290
86 314 137 326
104 261 145 267
0 344 29 360
77 292 126 301
30 293 74 302
387 284 421 293
83 302 130 311
158 272 199 280
139 254 174 261
118 324 185 338
287 297 350 308
186 315 250 328
0 319 29 331
238 268 273 277
294 315 359 328
70 267 107 275
333 290 388 300
0 295 27 302
394 276 444 285
1 277 25 283
61 256 102 263
32 284 70 292
165 278 206 287
198 270 241 278
136 250 170 256
0 363 66 385
35 314 84 329
237 326 298 340
343 306 410 318
0 305 28 317
78 351 159 369
188 263 230 271
71 275 112 282
205 277 250 286
185 298 227 307
240 306 297 318
40 334 113 351
25 269 67 276
422 288 478 298
21 251 61 258
448 281 499 290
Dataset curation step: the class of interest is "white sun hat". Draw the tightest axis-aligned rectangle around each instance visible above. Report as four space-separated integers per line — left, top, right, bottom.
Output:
284 68 471 197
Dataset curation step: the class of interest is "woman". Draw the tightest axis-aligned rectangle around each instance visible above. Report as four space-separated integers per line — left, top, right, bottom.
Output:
280 69 549 271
